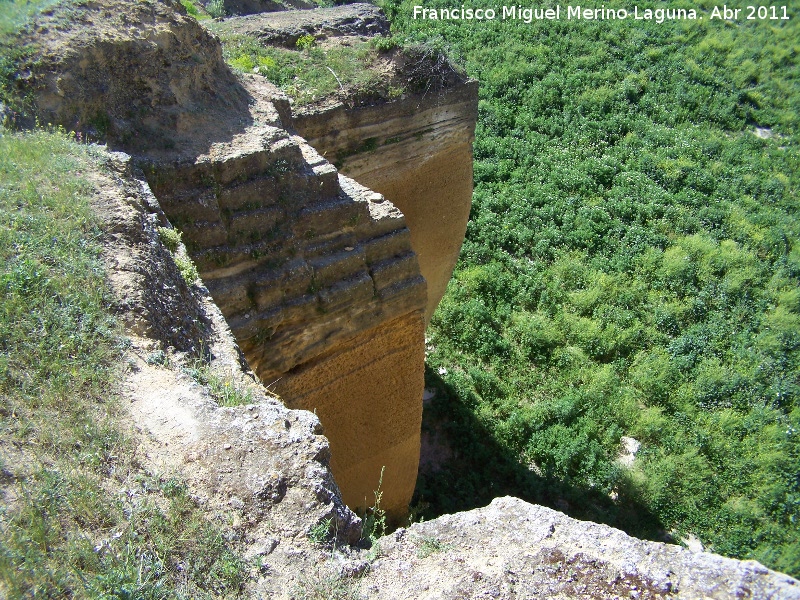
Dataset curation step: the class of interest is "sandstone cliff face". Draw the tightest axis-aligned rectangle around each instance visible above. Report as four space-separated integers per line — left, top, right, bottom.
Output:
144 95 428 517
210 3 477 322
21 0 428 518
293 75 478 323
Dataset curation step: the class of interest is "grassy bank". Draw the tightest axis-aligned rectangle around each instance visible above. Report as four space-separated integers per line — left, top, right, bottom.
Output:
0 128 248 598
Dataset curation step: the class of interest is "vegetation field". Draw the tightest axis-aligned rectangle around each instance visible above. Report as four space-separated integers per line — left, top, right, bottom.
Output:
379 0 800 576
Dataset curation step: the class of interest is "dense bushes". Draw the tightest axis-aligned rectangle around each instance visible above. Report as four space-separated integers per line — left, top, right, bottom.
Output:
386 0 800 576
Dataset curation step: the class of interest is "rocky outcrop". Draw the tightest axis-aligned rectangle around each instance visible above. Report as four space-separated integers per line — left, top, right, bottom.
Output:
21 0 427 519
363 497 800 599
25 0 249 155
217 3 390 47
202 0 314 17
92 148 364 595
293 69 478 322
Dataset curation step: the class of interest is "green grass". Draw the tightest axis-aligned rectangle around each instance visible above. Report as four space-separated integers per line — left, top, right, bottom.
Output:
414 535 449 559
183 362 254 407
0 1 45 111
181 0 212 20
293 564 361 600
209 28 393 105
388 0 800 577
308 518 333 545
0 127 249 598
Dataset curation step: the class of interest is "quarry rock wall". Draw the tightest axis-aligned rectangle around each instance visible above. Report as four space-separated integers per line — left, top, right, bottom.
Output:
143 88 427 518
23 0 432 518
293 81 479 322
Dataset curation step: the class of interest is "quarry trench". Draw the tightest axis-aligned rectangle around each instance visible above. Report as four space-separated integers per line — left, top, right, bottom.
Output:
138 73 477 520
15 0 477 522
12 1 800 595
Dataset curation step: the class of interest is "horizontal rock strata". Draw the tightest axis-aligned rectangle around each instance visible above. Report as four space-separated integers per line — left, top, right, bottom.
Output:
143 77 426 518
23 0 432 521
294 79 478 322
216 2 390 47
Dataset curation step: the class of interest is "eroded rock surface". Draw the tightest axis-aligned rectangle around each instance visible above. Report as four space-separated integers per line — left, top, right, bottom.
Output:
140 77 426 517
217 3 390 47
20 0 428 519
364 497 800 599
23 0 250 156
93 148 363 596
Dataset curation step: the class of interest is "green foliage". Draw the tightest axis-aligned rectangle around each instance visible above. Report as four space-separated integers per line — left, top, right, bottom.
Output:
158 225 199 286
157 225 182 252
394 0 800 576
414 535 450 559
360 467 387 544
308 518 333 545
205 0 226 19
181 0 211 20
175 252 199 285
0 128 248 597
296 34 316 51
370 35 400 53
210 29 400 105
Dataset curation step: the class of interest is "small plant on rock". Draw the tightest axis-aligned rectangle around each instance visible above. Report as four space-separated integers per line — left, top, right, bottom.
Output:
415 534 451 558
308 518 333 545
157 225 199 285
157 225 181 252
184 363 254 407
174 252 199 285
360 466 387 545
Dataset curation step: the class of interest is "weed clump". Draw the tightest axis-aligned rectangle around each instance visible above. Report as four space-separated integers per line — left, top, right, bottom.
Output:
206 0 226 19
184 361 254 407
157 225 200 285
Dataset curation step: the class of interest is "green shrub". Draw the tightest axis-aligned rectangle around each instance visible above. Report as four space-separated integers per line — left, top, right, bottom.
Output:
157 225 181 252
205 0 225 18
184 362 254 407
398 1 800 576
308 518 333 545
180 0 210 19
296 34 315 51
174 252 199 285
